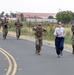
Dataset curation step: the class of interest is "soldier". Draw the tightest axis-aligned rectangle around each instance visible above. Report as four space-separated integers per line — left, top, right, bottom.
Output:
0 17 9 40
33 24 47 55
0 18 2 28
70 20 74 54
14 18 23 39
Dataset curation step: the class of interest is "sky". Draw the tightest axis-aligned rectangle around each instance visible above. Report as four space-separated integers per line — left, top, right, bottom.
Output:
0 0 74 13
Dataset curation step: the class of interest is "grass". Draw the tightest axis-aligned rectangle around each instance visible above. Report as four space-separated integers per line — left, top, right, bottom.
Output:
8 21 72 45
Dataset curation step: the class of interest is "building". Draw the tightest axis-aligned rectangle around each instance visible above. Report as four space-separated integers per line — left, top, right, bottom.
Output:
15 12 57 22
16 12 56 19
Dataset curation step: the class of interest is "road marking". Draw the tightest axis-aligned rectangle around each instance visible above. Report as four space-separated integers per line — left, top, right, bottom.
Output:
16 58 19 60
0 48 17 75
4 58 7 60
0 49 12 75
4 69 7 71
18 68 22 71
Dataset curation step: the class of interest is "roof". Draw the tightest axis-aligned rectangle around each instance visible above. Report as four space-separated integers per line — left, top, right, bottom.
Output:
16 12 56 18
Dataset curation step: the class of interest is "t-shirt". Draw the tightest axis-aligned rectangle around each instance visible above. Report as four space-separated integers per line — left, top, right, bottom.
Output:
54 27 66 37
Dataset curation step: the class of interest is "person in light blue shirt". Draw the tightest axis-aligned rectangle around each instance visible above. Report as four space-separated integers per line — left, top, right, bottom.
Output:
53 22 66 58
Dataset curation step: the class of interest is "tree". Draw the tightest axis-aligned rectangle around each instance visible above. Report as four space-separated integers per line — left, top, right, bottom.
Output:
10 12 16 18
56 11 74 24
48 16 53 19
5 13 9 17
0 11 4 17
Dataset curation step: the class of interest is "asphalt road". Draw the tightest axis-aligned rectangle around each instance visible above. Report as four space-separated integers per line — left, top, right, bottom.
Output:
0 34 74 75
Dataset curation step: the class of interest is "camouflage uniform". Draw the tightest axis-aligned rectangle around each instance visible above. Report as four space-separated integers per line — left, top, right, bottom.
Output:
0 17 8 40
14 18 23 39
71 24 74 54
0 18 2 28
33 24 47 55
70 20 74 54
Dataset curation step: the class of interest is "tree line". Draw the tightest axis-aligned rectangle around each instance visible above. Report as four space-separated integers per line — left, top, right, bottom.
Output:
1 10 74 24
0 11 24 21
56 11 74 24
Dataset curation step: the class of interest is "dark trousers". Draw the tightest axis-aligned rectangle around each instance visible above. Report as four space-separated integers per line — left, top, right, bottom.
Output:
55 37 64 55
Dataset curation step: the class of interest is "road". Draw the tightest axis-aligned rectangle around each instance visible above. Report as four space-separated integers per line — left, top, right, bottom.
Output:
0 34 74 75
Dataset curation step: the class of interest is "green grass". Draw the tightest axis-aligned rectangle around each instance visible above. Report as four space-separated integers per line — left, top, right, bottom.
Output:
8 21 72 44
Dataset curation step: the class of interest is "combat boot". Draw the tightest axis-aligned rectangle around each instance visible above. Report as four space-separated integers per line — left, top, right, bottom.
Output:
38 52 40 55
16 35 19 40
3 35 6 40
37 50 40 55
35 50 38 54
72 50 74 54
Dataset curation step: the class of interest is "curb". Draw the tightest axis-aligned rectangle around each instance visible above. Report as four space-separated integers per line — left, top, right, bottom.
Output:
8 31 72 53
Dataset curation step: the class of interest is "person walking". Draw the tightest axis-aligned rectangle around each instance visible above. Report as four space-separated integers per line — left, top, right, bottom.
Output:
53 22 66 58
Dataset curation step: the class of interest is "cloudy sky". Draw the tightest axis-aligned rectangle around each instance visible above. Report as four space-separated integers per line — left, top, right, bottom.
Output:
0 0 74 13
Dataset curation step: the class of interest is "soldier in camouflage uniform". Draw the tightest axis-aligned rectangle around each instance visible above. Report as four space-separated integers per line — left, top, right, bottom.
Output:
0 18 2 28
14 18 23 39
33 24 47 55
0 17 9 40
70 20 74 54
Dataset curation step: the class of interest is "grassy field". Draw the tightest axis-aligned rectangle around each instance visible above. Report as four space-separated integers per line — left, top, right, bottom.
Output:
8 21 72 44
